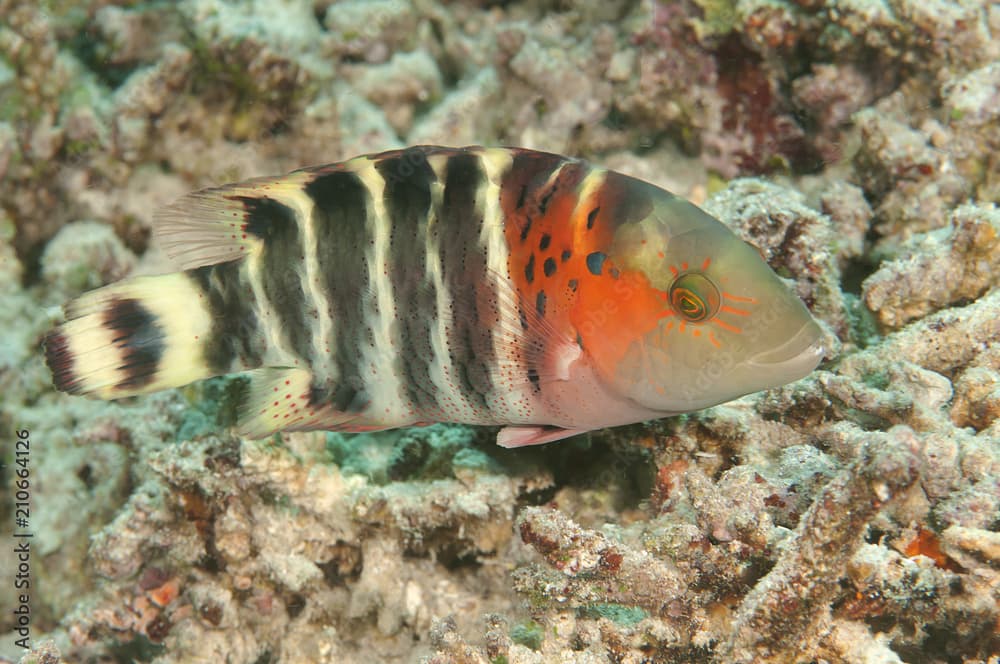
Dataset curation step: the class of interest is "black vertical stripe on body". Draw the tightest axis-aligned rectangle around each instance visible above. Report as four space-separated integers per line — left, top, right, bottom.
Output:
234 196 314 363
499 149 568 244
437 152 495 410
236 195 298 241
190 261 266 373
105 297 164 391
305 170 372 413
376 148 441 414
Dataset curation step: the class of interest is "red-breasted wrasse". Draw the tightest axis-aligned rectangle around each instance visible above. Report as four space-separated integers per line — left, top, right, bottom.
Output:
44 146 824 447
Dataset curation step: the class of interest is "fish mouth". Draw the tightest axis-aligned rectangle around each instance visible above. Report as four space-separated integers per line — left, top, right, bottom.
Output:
746 321 826 381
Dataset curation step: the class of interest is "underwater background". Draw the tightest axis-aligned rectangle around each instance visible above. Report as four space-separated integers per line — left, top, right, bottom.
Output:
0 0 998 662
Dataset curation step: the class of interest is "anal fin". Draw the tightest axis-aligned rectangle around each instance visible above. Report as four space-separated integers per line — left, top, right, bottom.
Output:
238 368 362 439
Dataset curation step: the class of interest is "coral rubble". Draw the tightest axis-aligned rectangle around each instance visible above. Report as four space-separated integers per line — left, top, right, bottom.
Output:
1 0 998 663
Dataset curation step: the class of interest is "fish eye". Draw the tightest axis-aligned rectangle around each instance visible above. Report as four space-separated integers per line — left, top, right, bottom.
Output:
668 272 721 323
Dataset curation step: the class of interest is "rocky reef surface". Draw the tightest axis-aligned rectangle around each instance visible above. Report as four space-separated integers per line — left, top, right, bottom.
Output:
1 0 998 662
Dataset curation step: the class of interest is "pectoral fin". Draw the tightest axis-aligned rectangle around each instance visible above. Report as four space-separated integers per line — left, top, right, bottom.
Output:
496 425 589 448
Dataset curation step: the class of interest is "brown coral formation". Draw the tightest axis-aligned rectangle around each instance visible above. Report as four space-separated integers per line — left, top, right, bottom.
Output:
1 0 999 663
863 203 1000 328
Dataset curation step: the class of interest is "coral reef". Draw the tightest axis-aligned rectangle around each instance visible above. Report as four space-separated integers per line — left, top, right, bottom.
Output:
1 0 998 663
862 203 1000 328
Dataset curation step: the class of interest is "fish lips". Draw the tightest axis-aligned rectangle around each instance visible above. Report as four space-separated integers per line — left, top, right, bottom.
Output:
744 321 826 384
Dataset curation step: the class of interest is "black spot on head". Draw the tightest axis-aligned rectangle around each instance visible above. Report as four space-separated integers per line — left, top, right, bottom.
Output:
232 196 298 241
586 252 607 276
520 216 533 242
568 279 578 292
536 291 547 317
587 207 600 229
105 297 164 390
543 257 556 277
539 233 551 250
525 253 535 284
561 249 571 262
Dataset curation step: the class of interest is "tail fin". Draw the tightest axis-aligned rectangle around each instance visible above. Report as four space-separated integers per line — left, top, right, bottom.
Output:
45 273 219 399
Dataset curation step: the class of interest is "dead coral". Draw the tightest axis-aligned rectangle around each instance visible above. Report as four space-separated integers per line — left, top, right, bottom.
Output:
62 431 553 662
854 103 972 245
791 62 875 165
943 61 1000 201
0 4 97 264
321 0 420 63
515 507 689 614
818 181 872 268
951 364 1000 431
5 0 1000 662
39 220 137 295
719 429 919 663
863 203 1000 328
845 290 1000 377
502 424 945 663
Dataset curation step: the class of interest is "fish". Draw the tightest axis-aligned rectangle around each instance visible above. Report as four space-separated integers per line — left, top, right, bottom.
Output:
44 146 825 448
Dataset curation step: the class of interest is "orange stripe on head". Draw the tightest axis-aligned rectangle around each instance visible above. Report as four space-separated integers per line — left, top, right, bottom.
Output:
712 318 742 334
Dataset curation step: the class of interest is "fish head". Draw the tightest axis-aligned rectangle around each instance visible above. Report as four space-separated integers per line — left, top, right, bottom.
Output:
593 185 825 414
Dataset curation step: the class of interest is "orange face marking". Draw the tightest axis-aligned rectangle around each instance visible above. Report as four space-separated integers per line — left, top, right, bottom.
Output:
711 318 742 334
719 305 750 316
501 161 666 382
722 292 757 304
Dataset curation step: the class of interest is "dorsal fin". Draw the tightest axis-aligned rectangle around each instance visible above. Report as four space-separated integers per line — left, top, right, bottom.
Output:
153 171 316 270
